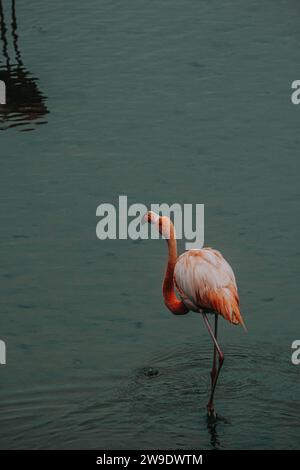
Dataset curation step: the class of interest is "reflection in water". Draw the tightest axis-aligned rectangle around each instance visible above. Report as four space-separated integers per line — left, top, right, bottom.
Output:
206 413 230 450
207 418 221 450
0 0 49 131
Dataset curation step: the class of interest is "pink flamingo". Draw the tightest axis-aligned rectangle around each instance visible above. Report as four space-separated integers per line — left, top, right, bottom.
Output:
144 211 246 416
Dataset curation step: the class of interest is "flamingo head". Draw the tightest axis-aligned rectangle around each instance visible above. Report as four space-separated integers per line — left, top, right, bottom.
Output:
143 211 173 238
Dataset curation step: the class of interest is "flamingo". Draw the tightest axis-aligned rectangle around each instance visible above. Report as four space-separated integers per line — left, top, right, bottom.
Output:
144 211 246 417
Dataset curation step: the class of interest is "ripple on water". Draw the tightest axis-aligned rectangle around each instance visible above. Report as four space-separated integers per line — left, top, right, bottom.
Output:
0 342 298 449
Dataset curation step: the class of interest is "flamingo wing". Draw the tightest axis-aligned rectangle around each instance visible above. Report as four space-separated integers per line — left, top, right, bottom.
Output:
174 248 245 327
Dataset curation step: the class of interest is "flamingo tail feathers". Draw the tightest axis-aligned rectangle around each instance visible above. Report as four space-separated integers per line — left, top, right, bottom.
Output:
200 288 247 331
232 306 247 332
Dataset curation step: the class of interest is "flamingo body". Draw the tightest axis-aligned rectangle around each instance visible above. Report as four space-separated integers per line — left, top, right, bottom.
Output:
144 211 246 415
174 248 244 327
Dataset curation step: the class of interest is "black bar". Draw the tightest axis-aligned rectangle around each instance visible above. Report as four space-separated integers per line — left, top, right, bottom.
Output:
0 450 295 466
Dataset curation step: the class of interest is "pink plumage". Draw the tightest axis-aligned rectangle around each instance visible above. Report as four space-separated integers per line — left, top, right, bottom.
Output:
173 248 245 328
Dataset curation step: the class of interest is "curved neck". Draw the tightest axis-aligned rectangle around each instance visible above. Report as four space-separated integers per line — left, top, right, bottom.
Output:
162 223 188 315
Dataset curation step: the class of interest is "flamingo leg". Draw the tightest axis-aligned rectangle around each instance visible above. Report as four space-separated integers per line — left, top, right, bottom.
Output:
210 314 218 387
202 313 224 416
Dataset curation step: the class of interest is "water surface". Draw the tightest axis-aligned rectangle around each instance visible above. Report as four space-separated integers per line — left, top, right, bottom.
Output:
0 0 299 449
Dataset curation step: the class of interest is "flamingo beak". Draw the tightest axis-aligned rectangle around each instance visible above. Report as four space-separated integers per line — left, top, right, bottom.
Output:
141 212 148 225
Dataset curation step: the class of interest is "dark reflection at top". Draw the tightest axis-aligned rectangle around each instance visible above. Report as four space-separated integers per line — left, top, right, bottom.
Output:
0 0 49 132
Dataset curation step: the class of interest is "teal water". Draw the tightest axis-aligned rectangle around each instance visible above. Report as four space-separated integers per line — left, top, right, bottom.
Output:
0 0 299 449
